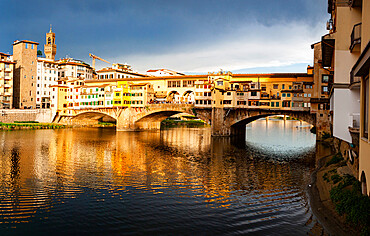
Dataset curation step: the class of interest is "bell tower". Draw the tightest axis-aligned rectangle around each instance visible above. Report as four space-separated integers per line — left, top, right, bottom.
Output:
44 25 57 60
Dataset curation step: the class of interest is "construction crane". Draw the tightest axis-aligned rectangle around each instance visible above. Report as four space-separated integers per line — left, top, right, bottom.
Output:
89 53 110 70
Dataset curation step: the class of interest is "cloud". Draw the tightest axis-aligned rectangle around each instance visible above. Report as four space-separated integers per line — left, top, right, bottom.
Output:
112 20 327 73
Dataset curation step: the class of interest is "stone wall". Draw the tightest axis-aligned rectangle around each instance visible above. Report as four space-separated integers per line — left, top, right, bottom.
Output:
0 109 54 123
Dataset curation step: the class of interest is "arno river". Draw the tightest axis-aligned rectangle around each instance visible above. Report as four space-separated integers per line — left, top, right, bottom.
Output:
0 119 329 235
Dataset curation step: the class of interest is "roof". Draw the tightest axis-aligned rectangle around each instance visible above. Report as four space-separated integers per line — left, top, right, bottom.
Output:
13 40 39 45
130 83 149 86
37 57 59 64
233 73 312 78
97 68 147 76
0 52 11 56
0 60 15 64
147 68 185 74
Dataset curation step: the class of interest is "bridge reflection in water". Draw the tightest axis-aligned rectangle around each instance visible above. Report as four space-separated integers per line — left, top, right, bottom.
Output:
0 120 323 235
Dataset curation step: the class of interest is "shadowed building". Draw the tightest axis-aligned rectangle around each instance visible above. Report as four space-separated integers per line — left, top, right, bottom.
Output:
12 40 39 109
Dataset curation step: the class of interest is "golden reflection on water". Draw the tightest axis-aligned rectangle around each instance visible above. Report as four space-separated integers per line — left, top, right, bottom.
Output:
0 122 316 227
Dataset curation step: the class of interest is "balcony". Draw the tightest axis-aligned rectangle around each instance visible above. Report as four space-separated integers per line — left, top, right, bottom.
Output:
4 76 11 80
349 113 360 129
350 23 361 52
349 0 362 7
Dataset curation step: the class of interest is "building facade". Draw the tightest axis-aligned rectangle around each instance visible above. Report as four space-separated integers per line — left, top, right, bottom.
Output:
12 40 39 109
320 0 369 195
0 52 15 108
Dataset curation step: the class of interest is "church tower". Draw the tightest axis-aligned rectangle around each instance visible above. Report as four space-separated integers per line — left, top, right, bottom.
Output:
44 25 56 60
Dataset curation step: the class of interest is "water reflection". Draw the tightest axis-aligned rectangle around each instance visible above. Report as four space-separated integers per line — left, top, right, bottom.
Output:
0 120 317 235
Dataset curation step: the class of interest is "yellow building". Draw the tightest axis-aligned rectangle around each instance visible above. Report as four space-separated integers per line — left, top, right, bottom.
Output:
113 80 131 107
348 0 370 196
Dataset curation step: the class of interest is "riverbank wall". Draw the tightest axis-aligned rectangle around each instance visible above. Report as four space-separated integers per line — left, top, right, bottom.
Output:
0 109 54 123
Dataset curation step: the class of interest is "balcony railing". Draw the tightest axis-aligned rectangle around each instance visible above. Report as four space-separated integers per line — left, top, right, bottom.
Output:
349 113 360 128
350 23 361 52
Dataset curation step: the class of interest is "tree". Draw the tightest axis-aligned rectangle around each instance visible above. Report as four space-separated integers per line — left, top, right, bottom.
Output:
37 50 43 56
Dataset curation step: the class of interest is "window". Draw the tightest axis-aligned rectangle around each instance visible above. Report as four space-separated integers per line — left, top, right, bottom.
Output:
282 93 286 97
273 84 278 89
31 44 34 49
25 43 28 49
217 81 223 86
322 86 329 94
363 76 369 139
183 80 195 87
287 93 291 97
251 91 257 96
322 75 329 83
168 81 181 88
282 84 285 89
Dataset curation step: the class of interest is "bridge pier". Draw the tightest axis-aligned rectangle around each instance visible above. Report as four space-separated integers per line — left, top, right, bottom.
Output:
211 108 231 136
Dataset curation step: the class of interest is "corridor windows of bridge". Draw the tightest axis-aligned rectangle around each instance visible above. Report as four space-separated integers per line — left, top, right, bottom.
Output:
183 80 194 87
168 81 181 88
287 93 291 97
363 76 369 139
251 91 257 96
282 93 286 97
260 102 270 107
282 101 291 107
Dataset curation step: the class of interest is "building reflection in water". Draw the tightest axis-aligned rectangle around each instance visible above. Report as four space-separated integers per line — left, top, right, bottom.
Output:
0 120 316 229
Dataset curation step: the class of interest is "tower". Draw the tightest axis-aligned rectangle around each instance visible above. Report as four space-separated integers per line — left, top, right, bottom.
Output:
44 25 56 60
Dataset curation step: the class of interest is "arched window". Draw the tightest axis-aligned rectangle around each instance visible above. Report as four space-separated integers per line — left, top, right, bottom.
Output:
48 37 51 44
361 171 368 196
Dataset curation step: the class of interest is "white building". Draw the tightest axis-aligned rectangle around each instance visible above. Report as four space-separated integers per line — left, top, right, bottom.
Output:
146 69 185 77
36 58 58 108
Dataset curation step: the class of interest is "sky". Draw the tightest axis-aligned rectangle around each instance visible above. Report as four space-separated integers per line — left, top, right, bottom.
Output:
0 0 329 74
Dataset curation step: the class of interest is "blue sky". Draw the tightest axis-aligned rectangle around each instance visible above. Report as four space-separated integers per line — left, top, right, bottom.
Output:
0 0 328 74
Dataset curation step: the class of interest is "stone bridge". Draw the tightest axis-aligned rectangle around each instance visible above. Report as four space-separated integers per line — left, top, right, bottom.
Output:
57 104 320 138
210 107 316 136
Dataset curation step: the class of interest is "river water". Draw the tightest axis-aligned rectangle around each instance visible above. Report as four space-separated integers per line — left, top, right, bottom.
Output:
0 119 322 235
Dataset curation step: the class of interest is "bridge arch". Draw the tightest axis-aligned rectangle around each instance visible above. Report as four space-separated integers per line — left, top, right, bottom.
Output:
71 111 117 125
210 108 315 136
231 114 314 127
167 91 180 102
183 90 195 104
